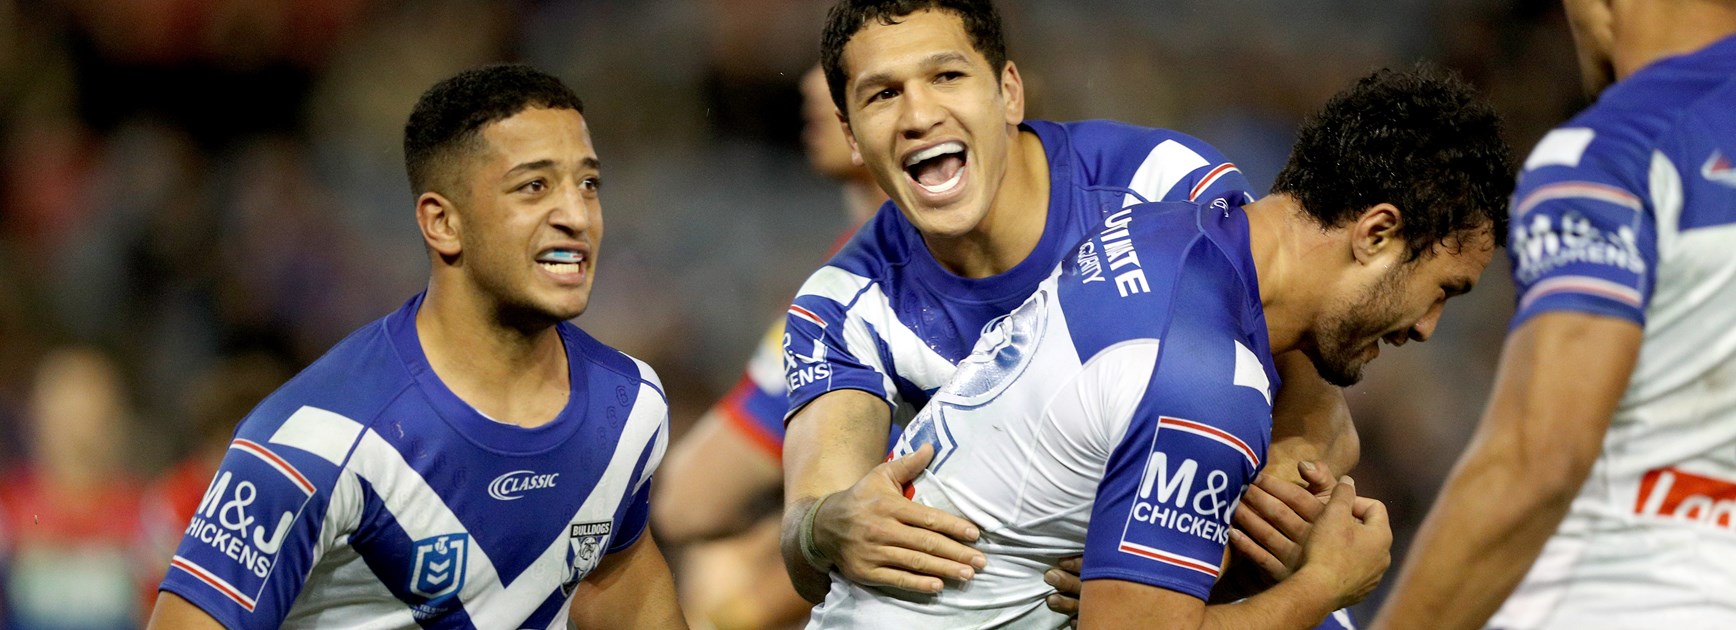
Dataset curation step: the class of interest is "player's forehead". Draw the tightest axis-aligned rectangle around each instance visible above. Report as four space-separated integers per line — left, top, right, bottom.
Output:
473 107 596 175
841 9 991 83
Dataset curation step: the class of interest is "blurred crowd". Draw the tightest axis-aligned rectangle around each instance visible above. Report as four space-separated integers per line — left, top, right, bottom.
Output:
0 0 1588 626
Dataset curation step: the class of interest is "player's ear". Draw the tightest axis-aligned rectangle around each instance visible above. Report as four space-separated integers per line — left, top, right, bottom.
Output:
999 60 1025 126
839 110 865 167
1351 202 1403 265
418 191 464 260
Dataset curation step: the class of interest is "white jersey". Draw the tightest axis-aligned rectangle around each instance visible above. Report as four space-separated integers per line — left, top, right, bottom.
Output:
809 201 1278 628
1490 34 1736 629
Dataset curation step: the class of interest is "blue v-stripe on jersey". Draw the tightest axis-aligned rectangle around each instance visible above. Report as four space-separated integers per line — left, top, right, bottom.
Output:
158 293 669 629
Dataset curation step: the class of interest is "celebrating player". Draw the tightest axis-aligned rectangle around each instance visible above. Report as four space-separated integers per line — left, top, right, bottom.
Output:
146 65 686 629
1366 2 1736 628
805 66 1511 629
779 0 1356 610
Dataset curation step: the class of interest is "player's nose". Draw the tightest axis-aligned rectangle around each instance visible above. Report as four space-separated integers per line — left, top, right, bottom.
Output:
546 184 590 234
898 84 945 137
1410 304 1444 343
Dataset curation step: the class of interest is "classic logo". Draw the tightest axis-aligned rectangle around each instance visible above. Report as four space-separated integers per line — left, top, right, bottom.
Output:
1703 150 1736 187
487 470 559 501
562 521 614 595
409 534 469 601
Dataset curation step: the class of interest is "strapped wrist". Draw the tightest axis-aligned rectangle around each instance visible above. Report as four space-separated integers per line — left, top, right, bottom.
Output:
799 494 836 573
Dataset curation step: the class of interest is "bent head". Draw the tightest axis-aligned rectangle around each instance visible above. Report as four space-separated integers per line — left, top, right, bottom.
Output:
821 0 1022 239
1272 66 1514 386
405 64 603 325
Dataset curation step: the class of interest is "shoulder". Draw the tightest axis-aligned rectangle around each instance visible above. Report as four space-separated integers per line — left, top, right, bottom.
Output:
231 318 408 457
1049 119 1230 167
564 323 668 407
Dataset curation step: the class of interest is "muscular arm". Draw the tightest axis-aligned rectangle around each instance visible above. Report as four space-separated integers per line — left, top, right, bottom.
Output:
146 592 227 630
1268 350 1358 484
1082 480 1389 630
571 531 687 629
779 389 984 602
653 407 783 545
779 389 890 601
1371 312 1642 630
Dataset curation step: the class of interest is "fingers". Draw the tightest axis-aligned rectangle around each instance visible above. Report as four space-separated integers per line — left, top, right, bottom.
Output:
1228 528 1289 580
859 566 947 594
1297 460 1337 496
1044 567 1082 596
1240 480 1310 541
882 443 936 485
1254 473 1326 522
1355 496 1389 530
1044 592 1080 617
1323 475 1359 516
1057 556 1083 574
895 500 982 545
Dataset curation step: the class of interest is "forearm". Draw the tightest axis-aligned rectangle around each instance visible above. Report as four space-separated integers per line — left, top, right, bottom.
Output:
1370 438 1579 629
779 389 891 601
1202 571 1338 630
1269 351 1357 483
1373 313 1639 630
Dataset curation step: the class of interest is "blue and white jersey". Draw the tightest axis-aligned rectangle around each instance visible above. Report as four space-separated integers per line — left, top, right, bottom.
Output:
784 120 1250 428
1493 34 1736 629
807 200 1279 629
157 294 669 629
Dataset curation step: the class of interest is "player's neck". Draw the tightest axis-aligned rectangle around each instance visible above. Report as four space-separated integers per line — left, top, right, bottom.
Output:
1244 194 1333 355
923 128 1049 278
1614 5 1736 80
416 280 571 428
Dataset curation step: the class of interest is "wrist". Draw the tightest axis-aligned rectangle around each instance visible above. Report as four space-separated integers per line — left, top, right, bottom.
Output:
799 494 836 572
1287 565 1347 613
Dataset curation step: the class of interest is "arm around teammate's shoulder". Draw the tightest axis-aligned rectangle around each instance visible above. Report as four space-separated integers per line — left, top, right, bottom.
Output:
1081 479 1388 630
779 389 985 602
1371 312 1641 630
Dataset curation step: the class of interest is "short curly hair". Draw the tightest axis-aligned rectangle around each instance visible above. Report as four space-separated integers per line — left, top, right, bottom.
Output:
1272 65 1513 260
403 64 585 198
820 0 1007 117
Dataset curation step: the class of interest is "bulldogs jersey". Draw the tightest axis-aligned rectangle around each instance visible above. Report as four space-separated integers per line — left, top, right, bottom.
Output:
784 120 1251 428
807 200 1278 629
157 294 669 629
1491 34 1736 629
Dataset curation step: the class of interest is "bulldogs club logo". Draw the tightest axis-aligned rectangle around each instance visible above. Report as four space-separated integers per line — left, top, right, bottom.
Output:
561 521 614 595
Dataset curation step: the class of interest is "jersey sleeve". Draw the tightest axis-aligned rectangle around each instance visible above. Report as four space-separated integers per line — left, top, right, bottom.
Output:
1508 126 1659 327
1076 242 1274 600
783 266 897 420
610 366 672 554
1095 123 1254 207
158 407 363 628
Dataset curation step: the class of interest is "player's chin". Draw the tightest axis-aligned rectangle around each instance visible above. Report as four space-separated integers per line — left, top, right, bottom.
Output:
1307 349 1367 388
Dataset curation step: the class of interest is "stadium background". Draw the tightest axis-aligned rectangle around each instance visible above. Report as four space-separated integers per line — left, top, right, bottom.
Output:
0 0 1584 624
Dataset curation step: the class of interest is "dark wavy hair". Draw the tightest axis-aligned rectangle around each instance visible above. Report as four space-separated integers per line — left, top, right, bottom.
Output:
1272 65 1514 260
403 64 585 198
821 0 1007 116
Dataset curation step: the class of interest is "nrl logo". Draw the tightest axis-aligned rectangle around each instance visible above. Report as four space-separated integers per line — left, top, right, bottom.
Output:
408 533 468 601
561 521 614 596
1703 150 1736 188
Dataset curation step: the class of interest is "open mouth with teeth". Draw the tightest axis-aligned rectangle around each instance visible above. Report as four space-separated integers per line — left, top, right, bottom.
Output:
904 141 967 195
536 249 586 276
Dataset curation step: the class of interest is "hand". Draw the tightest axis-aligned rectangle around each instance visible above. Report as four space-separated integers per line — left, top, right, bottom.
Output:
1042 556 1082 622
1230 460 1337 580
811 444 987 593
1295 476 1391 609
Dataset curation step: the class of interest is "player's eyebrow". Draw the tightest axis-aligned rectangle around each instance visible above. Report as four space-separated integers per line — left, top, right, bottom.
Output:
854 52 976 97
1445 277 1475 298
502 157 600 179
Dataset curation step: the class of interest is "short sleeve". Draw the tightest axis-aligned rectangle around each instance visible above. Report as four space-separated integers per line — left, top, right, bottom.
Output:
783 267 897 420
1508 126 1659 327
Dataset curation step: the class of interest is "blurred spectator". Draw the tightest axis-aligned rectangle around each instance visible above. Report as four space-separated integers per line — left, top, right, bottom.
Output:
0 347 148 629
